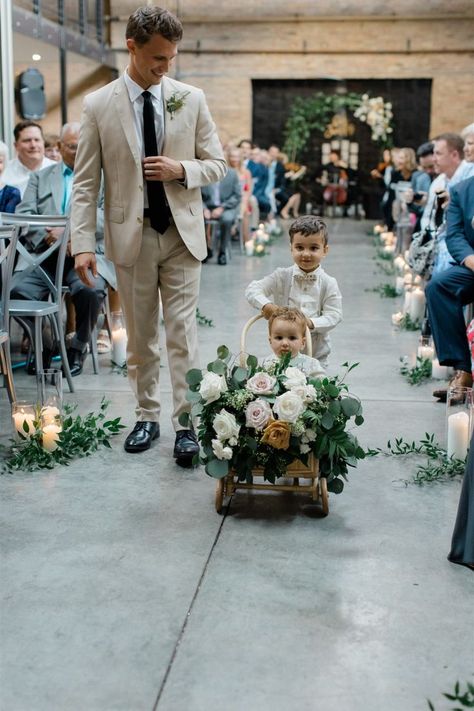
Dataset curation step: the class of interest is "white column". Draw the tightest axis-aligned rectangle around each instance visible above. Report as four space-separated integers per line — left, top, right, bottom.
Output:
0 0 15 155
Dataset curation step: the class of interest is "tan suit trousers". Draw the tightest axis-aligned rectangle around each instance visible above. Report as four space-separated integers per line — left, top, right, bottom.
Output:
115 219 201 430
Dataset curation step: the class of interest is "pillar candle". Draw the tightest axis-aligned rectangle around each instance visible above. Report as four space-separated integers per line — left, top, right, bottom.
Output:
417 345 435 360
431 359 449 380
393 255 405 273
409 288 425 322
112 327 127 366
41 405 60 426
447 411 469 460
395 276 404 294
42 423 62 452
403 290 412 314
244 240 254 256
13 411 35 437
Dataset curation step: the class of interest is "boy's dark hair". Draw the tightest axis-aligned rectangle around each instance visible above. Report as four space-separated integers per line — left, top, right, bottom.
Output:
329 149 341 158
14 120 43 142
416 141 434 159
289 216 328 245
126 6 183 45
268 307 307 338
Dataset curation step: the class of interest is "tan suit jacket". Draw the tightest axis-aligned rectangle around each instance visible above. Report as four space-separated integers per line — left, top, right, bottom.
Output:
71 74 226 264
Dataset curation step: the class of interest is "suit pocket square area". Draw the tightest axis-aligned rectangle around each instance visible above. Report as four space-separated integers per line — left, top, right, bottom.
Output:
108 206 124 223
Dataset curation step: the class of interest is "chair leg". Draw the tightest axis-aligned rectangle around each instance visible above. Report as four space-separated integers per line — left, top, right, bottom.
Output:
0 341 16 404
34 316 44 387
54 313 75 393
90 325 99 374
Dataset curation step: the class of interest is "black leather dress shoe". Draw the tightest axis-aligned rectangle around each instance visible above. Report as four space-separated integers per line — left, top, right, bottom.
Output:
124 421 160 453
217 253 227 265
66 347 87 377
174 429 199 466
202 247 213 264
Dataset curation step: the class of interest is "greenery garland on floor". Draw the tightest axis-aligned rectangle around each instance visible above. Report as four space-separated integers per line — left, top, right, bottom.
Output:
373 434 466 485
400 356 432 385
1 398 124 473
428 679 474 710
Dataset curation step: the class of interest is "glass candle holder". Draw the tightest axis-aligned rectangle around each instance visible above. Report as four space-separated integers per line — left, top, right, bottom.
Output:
111 311 127 366
37 369 63 425
446 387 473 460
417 336 434 360
12 401 36 439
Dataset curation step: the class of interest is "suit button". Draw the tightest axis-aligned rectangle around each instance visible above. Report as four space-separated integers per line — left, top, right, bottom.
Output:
137 217 142 224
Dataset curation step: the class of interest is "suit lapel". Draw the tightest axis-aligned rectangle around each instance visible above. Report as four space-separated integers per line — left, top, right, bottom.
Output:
161 77 171 155
113 77 141 169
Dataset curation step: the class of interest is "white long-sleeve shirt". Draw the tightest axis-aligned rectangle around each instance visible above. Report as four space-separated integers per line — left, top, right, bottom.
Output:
245 264 342 367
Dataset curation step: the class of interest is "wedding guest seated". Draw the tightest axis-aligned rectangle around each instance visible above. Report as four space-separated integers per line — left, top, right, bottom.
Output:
268 144 289 216
245 215 342 369
280 160 307 220
318 150 349 215
2 120 55 198
248 147 271 220
427 176 474 400
11 122 117 376
0 141 21 213
404 141 435 231
201 163 241 265
44 133 61 162
265 307 325 379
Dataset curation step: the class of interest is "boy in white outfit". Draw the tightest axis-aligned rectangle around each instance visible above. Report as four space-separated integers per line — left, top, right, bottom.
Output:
265 307 325 378
245 216 342 368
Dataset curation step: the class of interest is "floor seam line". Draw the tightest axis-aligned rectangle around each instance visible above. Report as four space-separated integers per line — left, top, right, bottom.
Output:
151 500 230 710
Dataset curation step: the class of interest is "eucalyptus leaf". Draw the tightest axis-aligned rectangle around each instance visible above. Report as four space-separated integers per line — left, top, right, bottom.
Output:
178 412 191 428
321 411 334 430
341 397 361 417
217 345 230 361
185 368 203 386
208 359 226 375
206 458 229 479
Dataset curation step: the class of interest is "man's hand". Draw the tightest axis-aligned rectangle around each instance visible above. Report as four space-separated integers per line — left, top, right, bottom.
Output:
45 226 65 246
75 252 97 288
464 255 474 272
436 189 450 210
143 156 184 182
262 303 280 320
211 206 224 219
203 208 212 220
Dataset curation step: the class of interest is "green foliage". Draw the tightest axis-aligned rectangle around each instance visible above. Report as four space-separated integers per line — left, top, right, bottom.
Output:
366 283 398 298
400 356 432 385
428 679 474 710
398 313 422 331
1 398 124 473
111 362 127 377
376 433 466 485
196 307 214 328
283 92 364 161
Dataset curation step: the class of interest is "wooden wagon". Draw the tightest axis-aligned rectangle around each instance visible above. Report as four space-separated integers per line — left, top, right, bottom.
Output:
214 315 329 515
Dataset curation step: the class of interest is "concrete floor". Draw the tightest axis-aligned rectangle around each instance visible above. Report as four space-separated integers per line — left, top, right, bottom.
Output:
1 219 473 711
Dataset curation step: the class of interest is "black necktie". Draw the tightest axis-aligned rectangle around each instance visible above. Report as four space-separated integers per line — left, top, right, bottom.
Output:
142 90 170 234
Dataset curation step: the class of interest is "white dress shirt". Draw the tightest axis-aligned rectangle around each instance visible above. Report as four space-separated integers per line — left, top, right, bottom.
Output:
3 156 55 198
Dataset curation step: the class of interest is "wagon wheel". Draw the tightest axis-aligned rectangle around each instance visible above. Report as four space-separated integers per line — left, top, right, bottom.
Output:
319 477 329 516
215 478 225 514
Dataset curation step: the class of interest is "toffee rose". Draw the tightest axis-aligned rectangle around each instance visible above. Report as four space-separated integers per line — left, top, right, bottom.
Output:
261 419 291 450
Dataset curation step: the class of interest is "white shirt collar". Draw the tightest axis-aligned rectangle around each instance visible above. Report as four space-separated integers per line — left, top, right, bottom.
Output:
292 264 322 279
124 69 162 104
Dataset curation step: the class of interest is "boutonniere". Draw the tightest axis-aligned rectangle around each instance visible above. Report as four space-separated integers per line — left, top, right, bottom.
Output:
166 90 190 119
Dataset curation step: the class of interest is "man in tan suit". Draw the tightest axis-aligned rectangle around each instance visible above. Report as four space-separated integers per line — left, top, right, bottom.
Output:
71 6 226 463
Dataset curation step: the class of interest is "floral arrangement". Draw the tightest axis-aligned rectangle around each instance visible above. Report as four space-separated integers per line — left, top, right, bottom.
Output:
354 94 393 143
166 90 190 119
180 347 366 493
1 399 124 472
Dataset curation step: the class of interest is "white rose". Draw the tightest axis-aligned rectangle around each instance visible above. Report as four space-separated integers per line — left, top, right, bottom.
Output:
291 383 317 403
283 366 307 389
213 409 240 442
212 439 233 460
199 371 227 403
246 372 277 395
245 398 273 430
273 391 305 423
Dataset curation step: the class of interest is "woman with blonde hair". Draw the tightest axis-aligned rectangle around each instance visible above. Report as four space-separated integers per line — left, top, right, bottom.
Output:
227 145 259 241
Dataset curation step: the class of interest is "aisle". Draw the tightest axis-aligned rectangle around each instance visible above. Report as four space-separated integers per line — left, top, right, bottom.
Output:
1 219 472 711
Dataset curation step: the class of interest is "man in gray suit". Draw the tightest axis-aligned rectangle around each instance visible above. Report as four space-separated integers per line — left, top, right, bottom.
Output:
201 166 241 264
11 122 115 376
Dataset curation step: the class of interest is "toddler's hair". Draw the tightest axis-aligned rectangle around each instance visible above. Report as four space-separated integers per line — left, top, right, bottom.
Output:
289 215 328 245
268 307 307 338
